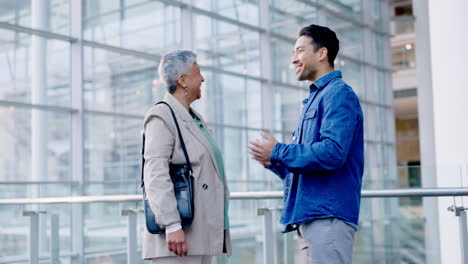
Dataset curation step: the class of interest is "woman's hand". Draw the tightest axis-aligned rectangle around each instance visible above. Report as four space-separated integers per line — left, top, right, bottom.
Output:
166 229 187 256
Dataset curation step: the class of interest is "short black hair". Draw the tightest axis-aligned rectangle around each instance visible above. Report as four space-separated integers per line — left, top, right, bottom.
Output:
299 24 339 67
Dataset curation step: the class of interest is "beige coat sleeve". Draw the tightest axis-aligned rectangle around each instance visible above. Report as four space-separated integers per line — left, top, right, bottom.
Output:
143 111 181 228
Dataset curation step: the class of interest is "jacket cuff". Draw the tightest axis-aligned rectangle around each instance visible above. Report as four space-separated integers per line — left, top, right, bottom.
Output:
155 210 182 228
165 222 182 233
270 143 284 162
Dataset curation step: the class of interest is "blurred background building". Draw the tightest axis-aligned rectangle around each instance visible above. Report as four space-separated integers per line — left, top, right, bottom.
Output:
0 0 466 263
390 0 468 263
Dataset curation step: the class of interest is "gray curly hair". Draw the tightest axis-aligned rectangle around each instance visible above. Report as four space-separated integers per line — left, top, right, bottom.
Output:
158 50 197 94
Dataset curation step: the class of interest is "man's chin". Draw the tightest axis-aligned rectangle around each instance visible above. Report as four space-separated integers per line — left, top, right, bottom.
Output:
296 74 307 81
296 70 313 81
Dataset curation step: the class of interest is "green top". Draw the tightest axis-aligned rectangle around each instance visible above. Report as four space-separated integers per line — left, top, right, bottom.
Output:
192 114 229 229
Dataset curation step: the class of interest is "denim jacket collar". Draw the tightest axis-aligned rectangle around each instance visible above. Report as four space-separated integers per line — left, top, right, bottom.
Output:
302 71 342 105
309 70 342 91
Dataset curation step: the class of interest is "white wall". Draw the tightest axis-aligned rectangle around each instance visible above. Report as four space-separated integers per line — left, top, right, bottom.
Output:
415 0 468 263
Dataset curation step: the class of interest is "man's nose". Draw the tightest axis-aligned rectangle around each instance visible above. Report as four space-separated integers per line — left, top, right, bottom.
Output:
291 55 298 65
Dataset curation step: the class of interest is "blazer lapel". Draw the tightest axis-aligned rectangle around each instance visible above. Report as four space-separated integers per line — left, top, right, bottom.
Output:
164 93 222 179
186 112 222 180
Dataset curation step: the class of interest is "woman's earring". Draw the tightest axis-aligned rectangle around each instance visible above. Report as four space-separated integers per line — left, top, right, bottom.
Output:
184 85 188 99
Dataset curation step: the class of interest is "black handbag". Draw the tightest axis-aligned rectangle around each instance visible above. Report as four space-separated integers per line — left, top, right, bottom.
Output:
141 101 194 234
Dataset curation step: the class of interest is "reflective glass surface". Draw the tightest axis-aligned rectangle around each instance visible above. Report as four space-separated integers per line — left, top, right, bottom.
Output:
0 30 71 106
194 15 261 77
0 107 71 182
193 0 260 26
0 0 398 263
83 0 181 53
0 0 70 35
83 46 158 114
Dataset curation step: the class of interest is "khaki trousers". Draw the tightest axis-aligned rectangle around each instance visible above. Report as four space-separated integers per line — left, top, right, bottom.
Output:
298 218 356 264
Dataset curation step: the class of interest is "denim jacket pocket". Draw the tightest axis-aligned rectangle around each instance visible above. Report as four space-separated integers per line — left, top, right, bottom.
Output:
304 109 317 119
302 109 318 142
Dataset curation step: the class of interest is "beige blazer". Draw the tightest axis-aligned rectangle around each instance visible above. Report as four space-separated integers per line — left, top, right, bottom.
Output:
142 93 232 260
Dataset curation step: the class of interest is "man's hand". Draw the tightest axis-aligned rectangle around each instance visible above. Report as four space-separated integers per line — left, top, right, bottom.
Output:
166 229 187 256
248 132 278 166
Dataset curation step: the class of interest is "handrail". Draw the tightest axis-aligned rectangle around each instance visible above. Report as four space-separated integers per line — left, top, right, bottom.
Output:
0 188 467 205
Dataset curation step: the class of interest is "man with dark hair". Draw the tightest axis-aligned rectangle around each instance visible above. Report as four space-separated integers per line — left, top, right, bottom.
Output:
249 24 364 263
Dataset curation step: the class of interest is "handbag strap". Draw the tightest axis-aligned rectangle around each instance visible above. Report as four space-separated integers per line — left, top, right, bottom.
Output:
141 101 193 188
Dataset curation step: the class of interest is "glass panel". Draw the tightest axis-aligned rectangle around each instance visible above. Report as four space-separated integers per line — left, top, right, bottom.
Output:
83 0 181 53
271 37 304 86
375 33 386 66
0 0 400 263
323 0 361 19
193 72 262 129
378 107 387 142
84 202 134 258
390 16 415 35
246 130 282 191
270 0 318 39
221 127 247 191
377 70 388 103
367 67 388 106
0 199 75 262
325 16 363 60
359 196 424 263
83 46 159 114
218 199 287 263
372 0 384 30
335 59 365 98
386 108 396 144
226 196 425 264
364 105 379 142
193 0 260 26
0 182 75 199
0 204 34 259
84 114 142 185
392 44 416 71
273 86 305 133
366 67 378 102
219 127 273 192
0 0 70 35
0 195 431 263
0 30 71 106
194 15 261 77
0 106 71 182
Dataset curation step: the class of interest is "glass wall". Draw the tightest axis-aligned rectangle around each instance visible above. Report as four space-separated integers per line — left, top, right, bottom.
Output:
0 0 397 263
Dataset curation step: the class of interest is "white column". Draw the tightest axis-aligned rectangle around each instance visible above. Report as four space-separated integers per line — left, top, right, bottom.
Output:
415 0 468 263
71 0 84 263
413 1 440 263
31 0 49 185
259 0 274 131
181 0 194 51
31 0 50 256
258 1 278 259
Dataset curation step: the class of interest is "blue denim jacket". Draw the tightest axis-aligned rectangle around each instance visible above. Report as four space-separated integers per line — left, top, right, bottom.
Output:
269 70 364 233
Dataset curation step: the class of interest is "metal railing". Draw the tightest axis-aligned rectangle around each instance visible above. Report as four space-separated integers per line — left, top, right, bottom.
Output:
2 188 468 205
1 188 467 264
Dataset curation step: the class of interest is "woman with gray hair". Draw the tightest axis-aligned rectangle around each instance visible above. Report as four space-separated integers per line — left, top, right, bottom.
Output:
142 50 231 264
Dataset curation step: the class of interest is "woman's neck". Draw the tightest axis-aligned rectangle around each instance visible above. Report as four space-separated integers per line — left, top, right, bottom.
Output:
172 90 192 111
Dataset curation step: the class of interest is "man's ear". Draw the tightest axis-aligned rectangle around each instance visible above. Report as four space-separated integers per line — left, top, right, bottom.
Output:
319 47 328 63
